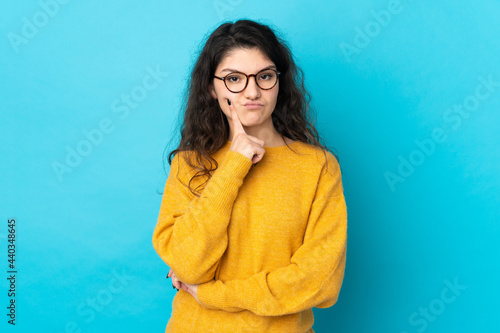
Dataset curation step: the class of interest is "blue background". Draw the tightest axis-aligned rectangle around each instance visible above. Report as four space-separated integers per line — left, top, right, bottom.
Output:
1 0 499 332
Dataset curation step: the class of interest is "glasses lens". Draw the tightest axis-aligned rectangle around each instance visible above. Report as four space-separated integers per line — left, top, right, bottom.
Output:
257 70 277 89
225 73 247 92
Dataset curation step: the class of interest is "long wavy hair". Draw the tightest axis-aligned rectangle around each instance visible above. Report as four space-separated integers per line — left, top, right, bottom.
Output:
163 19 338 197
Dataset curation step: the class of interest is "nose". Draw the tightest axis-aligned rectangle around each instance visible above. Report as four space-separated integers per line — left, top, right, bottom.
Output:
244 75 261 99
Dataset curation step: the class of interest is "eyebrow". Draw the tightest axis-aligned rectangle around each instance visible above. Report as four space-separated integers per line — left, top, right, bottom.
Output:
221 65 277 73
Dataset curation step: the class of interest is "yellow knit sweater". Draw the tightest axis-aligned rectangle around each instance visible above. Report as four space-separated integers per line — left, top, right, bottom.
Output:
152 139 347 333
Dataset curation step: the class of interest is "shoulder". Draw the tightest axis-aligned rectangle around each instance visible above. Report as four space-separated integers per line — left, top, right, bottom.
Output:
171 148 222 181
292 141 341 175
291 141 343 199
169 150 200 181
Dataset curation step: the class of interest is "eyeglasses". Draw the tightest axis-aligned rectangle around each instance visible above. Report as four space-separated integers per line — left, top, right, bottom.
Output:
214 68 281 93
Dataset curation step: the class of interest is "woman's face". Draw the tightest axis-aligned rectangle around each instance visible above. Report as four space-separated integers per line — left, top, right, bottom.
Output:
210 47 279 139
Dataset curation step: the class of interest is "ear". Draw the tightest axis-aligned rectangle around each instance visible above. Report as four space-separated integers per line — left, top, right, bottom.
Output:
209 83 217 99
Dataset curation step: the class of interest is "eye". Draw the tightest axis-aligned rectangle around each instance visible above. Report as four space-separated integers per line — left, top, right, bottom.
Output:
226 73 243 83
258 71 275 81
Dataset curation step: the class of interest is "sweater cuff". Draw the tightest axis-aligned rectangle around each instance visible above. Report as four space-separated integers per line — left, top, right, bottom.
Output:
197 280 220 310
218 150 253 187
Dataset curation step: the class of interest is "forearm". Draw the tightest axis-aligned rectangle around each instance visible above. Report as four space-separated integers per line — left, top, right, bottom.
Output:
153 150 253 284
197 247 347 316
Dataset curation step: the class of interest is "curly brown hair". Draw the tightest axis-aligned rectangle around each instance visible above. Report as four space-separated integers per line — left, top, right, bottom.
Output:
163 19 338 197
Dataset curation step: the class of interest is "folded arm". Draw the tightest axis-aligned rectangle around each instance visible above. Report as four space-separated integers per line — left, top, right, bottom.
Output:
196 155 348 316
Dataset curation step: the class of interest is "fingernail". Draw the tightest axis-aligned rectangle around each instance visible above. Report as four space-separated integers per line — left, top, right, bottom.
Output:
227 99 231 106
176 288 179 291
172 285 175 289
166 275 169 279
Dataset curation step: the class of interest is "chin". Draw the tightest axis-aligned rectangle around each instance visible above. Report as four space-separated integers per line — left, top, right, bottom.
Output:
241 115 262 125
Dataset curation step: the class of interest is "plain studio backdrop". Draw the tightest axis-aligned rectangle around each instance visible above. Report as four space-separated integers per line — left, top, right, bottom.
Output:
1 0 499 332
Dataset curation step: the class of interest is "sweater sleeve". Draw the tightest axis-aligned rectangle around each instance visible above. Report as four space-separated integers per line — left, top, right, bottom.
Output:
152 150 253 285
196 154 347 316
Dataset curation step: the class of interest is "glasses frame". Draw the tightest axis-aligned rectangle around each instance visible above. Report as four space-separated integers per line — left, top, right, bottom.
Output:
214 68 281 93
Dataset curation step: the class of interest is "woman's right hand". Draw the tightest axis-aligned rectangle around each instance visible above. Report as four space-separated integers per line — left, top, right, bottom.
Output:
227 99 265 164
168 268 182 291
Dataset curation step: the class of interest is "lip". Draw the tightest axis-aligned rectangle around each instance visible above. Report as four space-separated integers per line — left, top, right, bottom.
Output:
244 102 263 109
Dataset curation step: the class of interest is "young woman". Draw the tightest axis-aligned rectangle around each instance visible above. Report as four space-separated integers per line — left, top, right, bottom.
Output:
152 19 347 333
